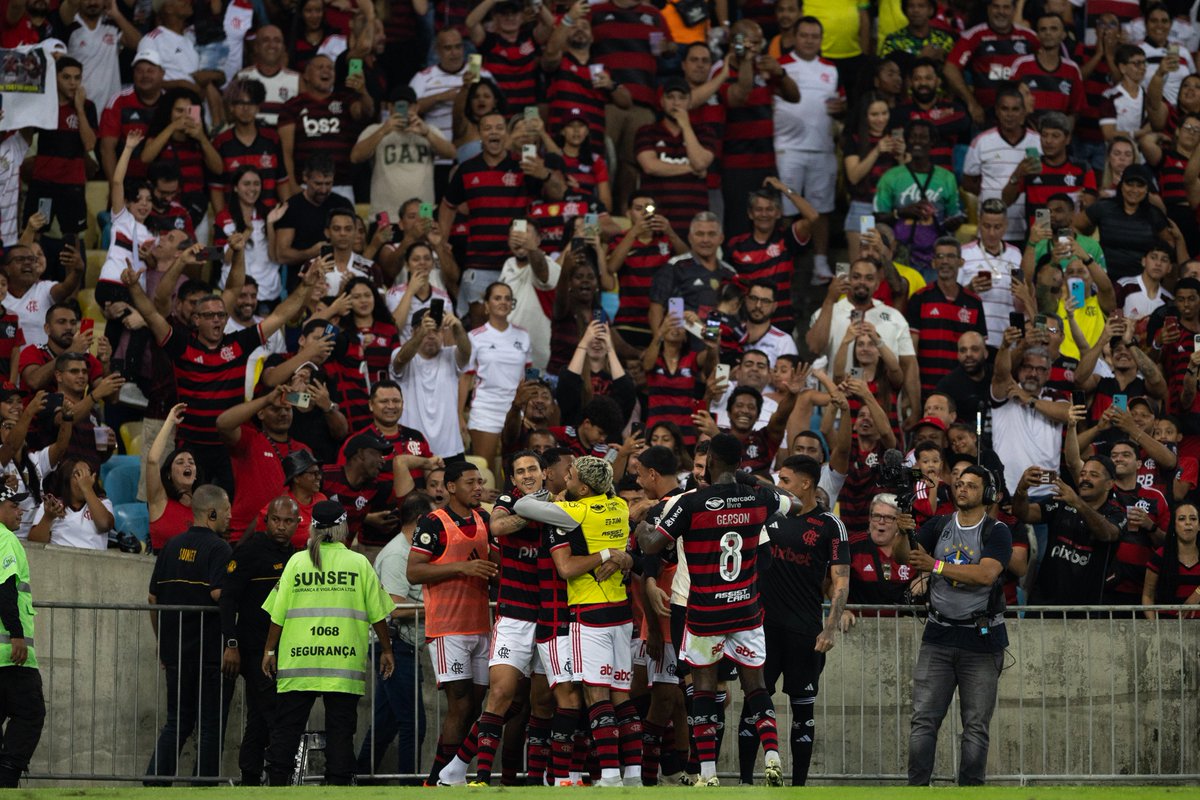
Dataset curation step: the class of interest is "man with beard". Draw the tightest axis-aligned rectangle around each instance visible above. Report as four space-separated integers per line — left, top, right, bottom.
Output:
990 334 1071 495
272 155 354 270
18 302 110 392
436 451 549 786
892 60 969 171
727 187 816 335
502 380 560 455
696 370 804 476
1014 457 1125 607
906 238 988 396
67 0 141 111
739 283 798 367
1093 439 1168 605
218 496 298 785
392 308 473 461
224 278 286 354
408 462 499 785
958 198 1023 349
935 332 993 427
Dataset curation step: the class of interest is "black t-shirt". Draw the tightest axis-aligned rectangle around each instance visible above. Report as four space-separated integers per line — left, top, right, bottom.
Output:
761 507 850 638
934 364 994 427
1031 493 1127 606
218 531 293 654
149 526 231 664
276 191 355 256
1084 198 1170 281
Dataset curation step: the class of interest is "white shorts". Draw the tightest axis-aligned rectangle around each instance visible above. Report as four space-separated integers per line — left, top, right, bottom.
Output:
679 624 767 669
456 268 500 316
429 633 491 686
647 644 680 685
776 149 837 214
535 634 574 688
467 389 510 434
571 620 633 691
631 637 647 668
488 616 537 676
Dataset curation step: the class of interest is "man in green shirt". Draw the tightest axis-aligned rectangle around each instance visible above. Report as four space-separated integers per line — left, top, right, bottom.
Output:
0 485 44 788
1024 192 1106 273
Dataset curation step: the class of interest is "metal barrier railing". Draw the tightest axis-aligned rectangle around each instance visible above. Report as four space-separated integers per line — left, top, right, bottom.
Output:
22 601 1200 786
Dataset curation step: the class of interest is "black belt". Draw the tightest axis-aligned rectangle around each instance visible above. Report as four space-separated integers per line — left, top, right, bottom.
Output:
928 609 979 626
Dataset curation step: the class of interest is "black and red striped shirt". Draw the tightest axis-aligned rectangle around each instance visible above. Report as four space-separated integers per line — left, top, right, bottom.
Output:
841 440 887 535
719 66 780 171
1111 484 1170 598
1146 546 1200 617
527 197 592 254
1073 42 1117 142
1153 148 1189 206
1016 157 1096 229
156 138 210 224
589 1 670 109
98 88 159 179
727 224 810 333
336 421 431 486
891 99 970 170
656 482 785 636
905 283 987 395
356 320 399 384
321 464 396 547
842 132 901 202
645 348 702 445
33 100 97 184
1010 54 1085 115
492 490 542 623
611 233 674 338
480 30 541 110
381 0 420 44
277 90 361 185
634 119 716 238
546 53 609 154
210 126 287 205
160 321 264 449
443 151 548 272
560 150 609 207
689 91 726 190
324 340 372 432
946 23 1040 110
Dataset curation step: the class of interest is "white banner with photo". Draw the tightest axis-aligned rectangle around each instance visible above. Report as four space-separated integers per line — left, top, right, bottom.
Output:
0 41 59 131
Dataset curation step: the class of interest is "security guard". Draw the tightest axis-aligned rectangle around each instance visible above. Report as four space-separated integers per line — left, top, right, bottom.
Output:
220 496 300 786
0 485 44 788
262 500 394 785
146 484 235 785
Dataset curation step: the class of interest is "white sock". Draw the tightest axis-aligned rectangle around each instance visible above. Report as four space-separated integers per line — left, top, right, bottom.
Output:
765 750 781 767
700 761 717 779
814 253 830 270
440 757 468 782
623 765 642 779
570 771 582 783
601 768 621 780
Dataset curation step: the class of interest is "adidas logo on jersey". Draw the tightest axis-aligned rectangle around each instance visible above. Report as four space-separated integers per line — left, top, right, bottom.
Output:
863 564 874 572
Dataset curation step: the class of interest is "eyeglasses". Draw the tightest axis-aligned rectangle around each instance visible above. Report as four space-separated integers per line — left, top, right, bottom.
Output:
745 295 774 305
196 310 228 320
870 513 897 523
1182 124 1200 133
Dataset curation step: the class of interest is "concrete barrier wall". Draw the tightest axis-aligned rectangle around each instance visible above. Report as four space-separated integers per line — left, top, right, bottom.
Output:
22 544 1200 785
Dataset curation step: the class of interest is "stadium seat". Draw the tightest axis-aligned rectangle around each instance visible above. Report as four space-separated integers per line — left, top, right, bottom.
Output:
464 455 496 490
100 454 139 488
127 434 143 456
119 422 140 454
85 249 105 289
103 461 141 506
85 181 107 250
114 502 150 545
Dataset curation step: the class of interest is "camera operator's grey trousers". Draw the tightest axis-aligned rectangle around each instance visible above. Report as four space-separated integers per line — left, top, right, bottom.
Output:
907 642 1003 786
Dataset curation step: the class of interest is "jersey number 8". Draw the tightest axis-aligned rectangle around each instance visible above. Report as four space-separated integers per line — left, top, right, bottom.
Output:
718 531 743 582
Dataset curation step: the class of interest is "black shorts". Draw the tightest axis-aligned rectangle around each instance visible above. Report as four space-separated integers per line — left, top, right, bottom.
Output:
763 625 824 700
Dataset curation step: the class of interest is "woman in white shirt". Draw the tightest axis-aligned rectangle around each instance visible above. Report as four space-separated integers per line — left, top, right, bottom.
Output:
28 458 115 550
462 282 532 464
96 130 154 306
0 390 73 538
216 165 284 303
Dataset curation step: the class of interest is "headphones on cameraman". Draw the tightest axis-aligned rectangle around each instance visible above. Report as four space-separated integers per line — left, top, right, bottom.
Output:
978 465 1001 505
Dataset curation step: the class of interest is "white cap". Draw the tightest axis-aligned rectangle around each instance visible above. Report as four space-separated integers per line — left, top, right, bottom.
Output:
133 48 163 67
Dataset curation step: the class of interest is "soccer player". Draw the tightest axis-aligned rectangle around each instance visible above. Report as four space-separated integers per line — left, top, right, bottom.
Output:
760 455 850 786
514 456 640 787
638 433 797 786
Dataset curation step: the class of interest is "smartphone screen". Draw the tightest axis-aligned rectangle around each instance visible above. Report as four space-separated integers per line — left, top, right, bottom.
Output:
348 58 363 76
188 105 201 124
668 297 685 321
430 298 444 325
396 100 408 120
1112 394 1128 412
1009 312 1024 331
525 367 541 382
419 202 434 219
1072 390 1086 407
703 316 721 341
38 198 52 219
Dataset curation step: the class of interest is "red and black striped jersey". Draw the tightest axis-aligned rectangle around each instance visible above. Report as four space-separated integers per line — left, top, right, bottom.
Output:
324 341 372 432
527 197 592 253
848 537 916 608
147 198 196 238
98 87 159 179
1010 54 1085 115
1111 483 1170 597
546 53 609 154
842 131 901 202
689 91 726 190
946 23 1040 109
381 0 420 44
492 490 543 623
155 138 210 223
159 321 264 449
634 120 716 238
356 320 399 385
321 463 397 546
1073 42 1117 142
611 233 674 336
479 30 541 110
1153 148 1189 205
336 422 432 486
719 65 782 171
891 99 971 170
656 482 786 636
726 225 810 333
548 425 607 458
905 284 988 395
210 126 287 205
560 150 609 207
278 90 361 185
589 1 670 109
645 348 703 445
33 100 97 184
537 521 570 641
1146 546 1200 617
1015 158 1097 230
841 440 886 536
723 427 779 475
761 508 849 637
444 151 549 272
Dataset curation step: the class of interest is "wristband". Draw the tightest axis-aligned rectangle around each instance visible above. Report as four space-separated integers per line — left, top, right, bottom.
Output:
933 560 945 574
599 548 611 563
266 650 276 656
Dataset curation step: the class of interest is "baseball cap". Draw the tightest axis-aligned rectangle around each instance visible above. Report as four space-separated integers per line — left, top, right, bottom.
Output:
344 431 391 459
659 77 690 98
133 48 163 68
913 416 948 432
312 500 347 528
0 486 30 505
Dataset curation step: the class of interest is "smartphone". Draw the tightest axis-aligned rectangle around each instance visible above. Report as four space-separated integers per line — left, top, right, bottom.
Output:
849 366 864 380
715 363 730 384
1034 314 1048 330
1165 314 1179 329
835 261 851 279
285 391 312 409
570 236 586 251
188 105 201 124
38 198 52 220
395 100 408 120
1025 146 1040 160
419 202 434 219
668 296 685 321
40 392 63 423
630 421 644 437
1112 394 1128 412
204 246 224 262
320 244 334 259
430 297 445 326
324 323 338 339
1193 333 1200 350
513 219 528 234
593 307 608 324
859 214 874 235
1068 277 1086 307
603 447 620 464
584 212 599 238
703 315 721 341
348 58 364 77
978 270 992 282
1039 470 1056 484
649 30 664 55
524 105 539 122
521 144 538 162
644 203 655 217
525 366 541 382
378 211 390 228
890 127 904 139
467 53 482 78
850 309 862 323
1035 208 1050 228
1009 311 1024 332
693 398 709 414
589 63 604 81
1072 390 1086 408
1168 42 1180 57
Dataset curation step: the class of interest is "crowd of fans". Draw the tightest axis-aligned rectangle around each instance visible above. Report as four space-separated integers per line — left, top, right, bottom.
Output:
2 0 1200 785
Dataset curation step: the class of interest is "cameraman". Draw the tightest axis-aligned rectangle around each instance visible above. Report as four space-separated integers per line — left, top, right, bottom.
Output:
894 466 1012 787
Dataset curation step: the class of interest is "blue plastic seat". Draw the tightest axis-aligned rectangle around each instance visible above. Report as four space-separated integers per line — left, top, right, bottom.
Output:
114 502 150 545
103 461 142 507
100 455 139 488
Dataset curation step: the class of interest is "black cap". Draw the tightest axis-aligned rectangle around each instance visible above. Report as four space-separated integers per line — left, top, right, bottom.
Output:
659 77 690 97
0 385 20 403
493 0 521 12
282 449 320 484
312 500 347 528
344 432 392 459
1119 163 1156 190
